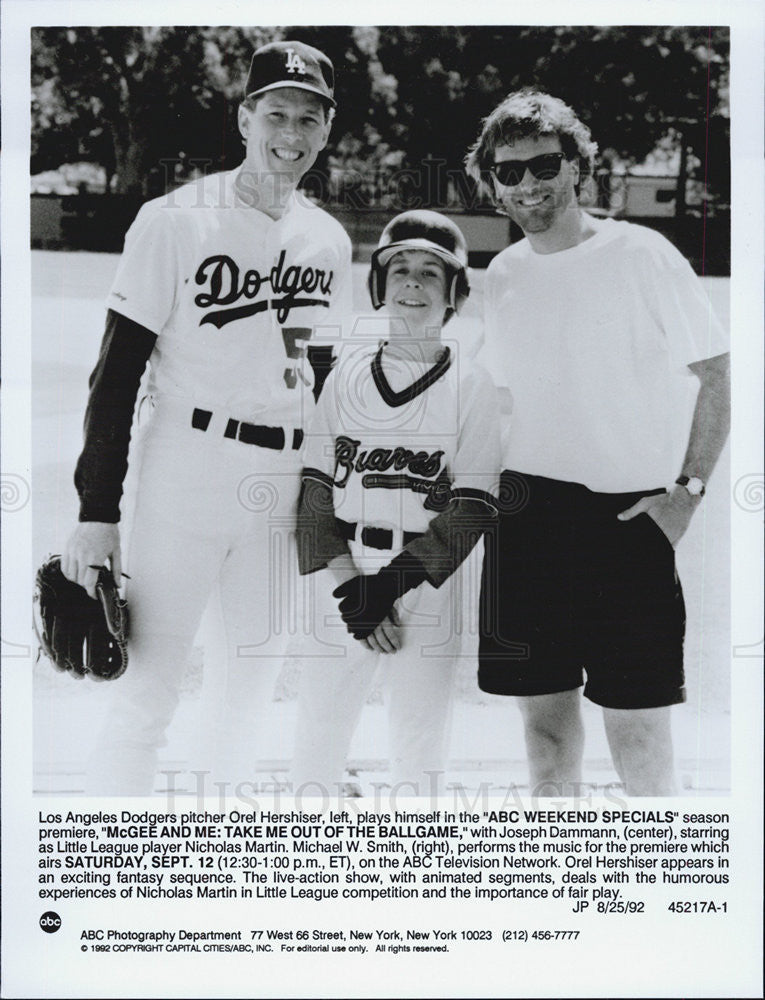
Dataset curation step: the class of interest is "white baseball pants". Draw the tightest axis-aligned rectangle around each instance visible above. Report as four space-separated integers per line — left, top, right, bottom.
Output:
85 403 301 795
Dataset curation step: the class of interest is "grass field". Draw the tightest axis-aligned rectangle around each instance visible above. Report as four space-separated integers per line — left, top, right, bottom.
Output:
30 250 731 796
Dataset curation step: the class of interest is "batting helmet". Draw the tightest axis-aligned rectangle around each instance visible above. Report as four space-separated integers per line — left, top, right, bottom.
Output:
368 210 470 319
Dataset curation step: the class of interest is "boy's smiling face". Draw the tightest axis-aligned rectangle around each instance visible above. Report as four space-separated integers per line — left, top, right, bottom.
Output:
384 249 450 334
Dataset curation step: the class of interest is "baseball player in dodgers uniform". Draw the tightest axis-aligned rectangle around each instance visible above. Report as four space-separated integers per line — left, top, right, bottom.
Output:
61 41 352 794
291 211 501 796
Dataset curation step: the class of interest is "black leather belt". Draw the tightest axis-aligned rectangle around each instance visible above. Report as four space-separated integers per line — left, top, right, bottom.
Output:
336 518 423 551
192 408 303 451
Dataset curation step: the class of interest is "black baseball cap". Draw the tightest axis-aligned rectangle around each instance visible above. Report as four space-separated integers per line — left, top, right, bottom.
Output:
244 41 336 108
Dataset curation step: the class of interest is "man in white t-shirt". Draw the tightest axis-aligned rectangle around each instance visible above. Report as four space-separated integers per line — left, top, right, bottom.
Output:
465 89 730 796
61 41 353 794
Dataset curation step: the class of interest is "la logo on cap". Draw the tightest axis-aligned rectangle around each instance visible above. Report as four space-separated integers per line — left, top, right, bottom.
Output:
285 48 307 75
243 40 336 107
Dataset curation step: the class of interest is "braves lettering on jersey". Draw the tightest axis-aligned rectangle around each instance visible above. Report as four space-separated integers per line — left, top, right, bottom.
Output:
291 332 501 795
301 338 499 563
333 434 450 510
107 167 352 425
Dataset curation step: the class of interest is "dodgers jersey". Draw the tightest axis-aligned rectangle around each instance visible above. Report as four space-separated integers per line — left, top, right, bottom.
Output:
302 341 501 543
106 167 353 425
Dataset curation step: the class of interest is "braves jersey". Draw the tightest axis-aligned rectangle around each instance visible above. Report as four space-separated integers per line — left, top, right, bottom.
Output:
107 167 353 426
299 340 501 579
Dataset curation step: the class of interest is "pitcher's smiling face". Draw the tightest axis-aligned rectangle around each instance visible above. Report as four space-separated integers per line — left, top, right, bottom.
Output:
238 88 331 182
492 134 579 236
384 250 450 333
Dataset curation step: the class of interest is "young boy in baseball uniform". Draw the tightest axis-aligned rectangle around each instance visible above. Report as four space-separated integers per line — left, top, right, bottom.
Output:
291 211 501 797
61 41 353 794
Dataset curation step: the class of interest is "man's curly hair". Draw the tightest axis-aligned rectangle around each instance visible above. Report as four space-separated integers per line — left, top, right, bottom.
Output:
465 89 598 199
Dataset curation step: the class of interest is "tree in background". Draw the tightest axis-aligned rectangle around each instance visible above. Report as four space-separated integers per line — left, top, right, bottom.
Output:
31 25 729 208
31 26 279 194
372 25 729 209
537 26 730 210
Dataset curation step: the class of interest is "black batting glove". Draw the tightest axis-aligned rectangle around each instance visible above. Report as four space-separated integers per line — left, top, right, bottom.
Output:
333 551 428 640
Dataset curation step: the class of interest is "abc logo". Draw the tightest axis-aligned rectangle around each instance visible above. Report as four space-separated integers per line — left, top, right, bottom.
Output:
39 911 62 933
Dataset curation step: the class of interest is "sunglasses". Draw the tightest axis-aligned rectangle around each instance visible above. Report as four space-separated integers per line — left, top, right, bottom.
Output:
489 152 566 187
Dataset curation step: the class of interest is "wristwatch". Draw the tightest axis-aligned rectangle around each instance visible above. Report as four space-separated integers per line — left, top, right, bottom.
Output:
675 475 706 497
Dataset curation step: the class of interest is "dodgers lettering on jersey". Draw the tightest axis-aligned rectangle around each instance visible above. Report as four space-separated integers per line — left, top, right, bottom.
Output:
107 167 353 423
194 250 334 327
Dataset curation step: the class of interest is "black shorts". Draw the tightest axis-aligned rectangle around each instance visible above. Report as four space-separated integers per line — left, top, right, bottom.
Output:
478 472 686 709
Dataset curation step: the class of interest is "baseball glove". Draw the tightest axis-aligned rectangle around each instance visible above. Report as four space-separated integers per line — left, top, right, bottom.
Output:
33 556 129 680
